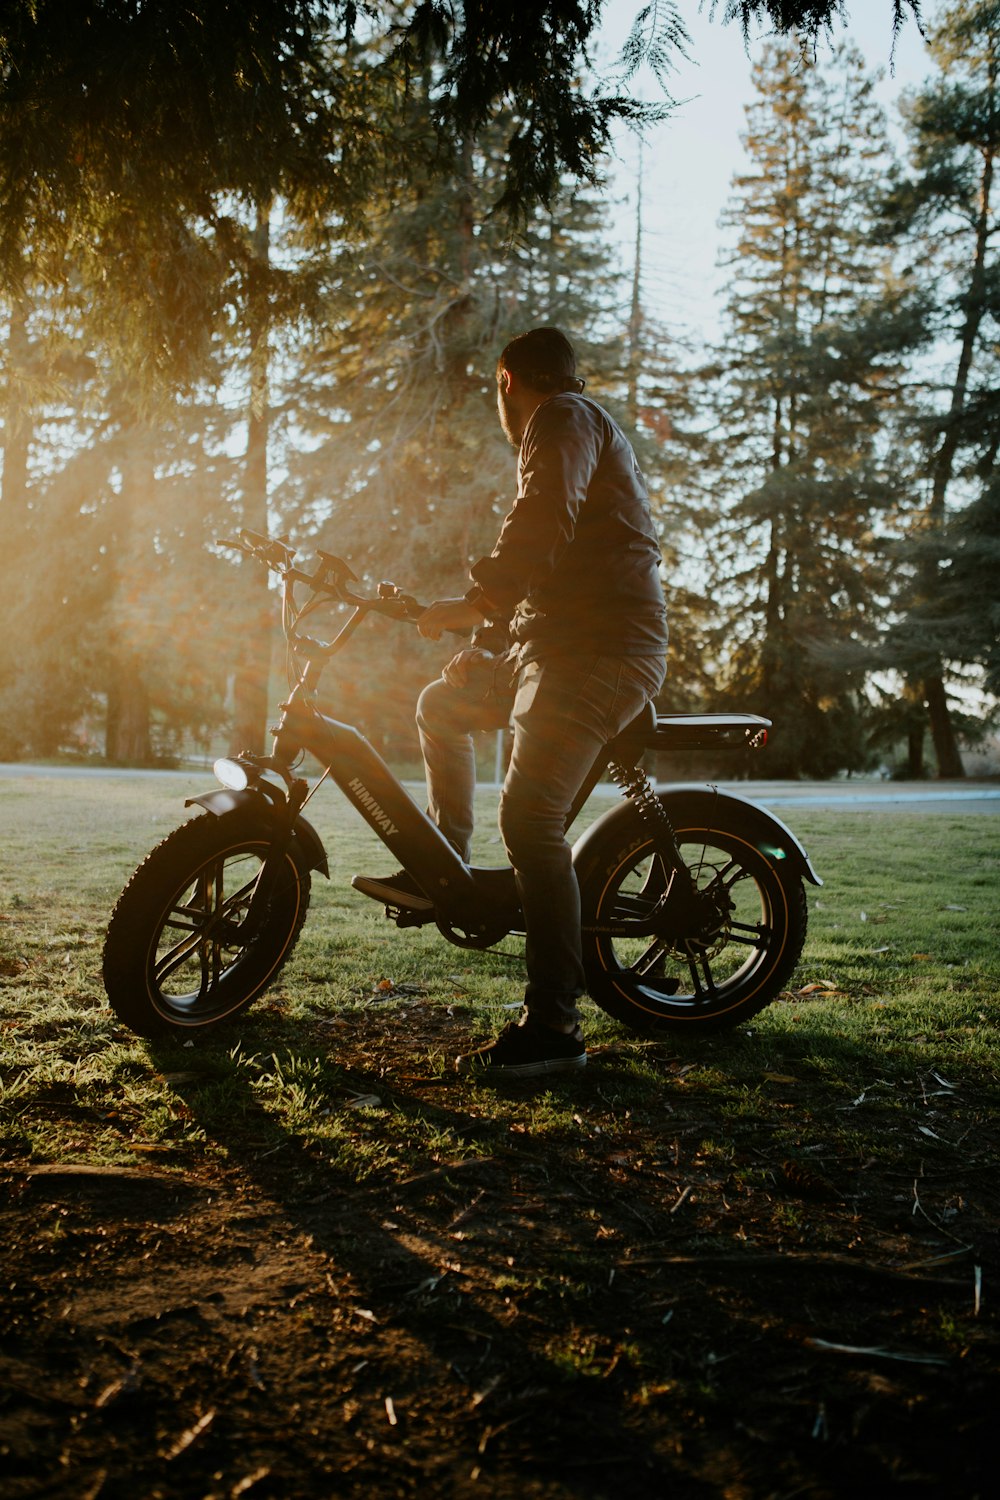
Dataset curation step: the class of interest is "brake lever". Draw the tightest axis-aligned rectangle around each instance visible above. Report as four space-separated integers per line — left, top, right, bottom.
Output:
375 589 469 636
372 582 427 621
239 529 297 570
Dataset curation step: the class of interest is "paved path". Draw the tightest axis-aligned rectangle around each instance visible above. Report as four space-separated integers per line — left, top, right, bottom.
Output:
2 764 997 814
712 780 1000 815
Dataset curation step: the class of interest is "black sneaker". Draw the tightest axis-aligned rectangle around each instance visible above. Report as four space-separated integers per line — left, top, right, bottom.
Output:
352 869 434 911
456 1018 587 1079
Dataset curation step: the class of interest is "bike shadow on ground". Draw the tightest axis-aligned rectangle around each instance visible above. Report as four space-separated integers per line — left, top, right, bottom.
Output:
144 1021 726 1494
138 996 993 1494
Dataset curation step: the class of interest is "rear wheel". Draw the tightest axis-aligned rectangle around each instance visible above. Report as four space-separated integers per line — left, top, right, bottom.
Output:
579 813 807 1033
102 811 311 1038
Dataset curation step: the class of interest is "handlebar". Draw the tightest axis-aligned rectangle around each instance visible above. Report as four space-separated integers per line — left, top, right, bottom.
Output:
216 530 430 624
216 530 475 699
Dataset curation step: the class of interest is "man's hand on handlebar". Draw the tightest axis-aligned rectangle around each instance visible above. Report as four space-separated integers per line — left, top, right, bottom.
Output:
442 648 496 688
417 598 486 641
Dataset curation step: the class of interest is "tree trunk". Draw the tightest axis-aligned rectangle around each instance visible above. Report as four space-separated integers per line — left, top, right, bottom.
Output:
1 287 30 517
626 148 643 429
229 199 273 756
104 418 155 763
917 135 995 778
106 657 152 763
924 673 964 778
906 721 925 779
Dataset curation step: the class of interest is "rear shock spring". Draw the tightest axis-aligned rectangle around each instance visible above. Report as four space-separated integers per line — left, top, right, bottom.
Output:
606 759 694 891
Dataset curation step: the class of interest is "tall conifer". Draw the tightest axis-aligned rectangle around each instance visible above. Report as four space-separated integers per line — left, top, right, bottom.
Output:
700 40 912 776
879 0 1000 774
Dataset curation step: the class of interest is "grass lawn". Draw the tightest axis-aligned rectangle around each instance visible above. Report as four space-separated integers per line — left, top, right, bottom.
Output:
1 770 997 1496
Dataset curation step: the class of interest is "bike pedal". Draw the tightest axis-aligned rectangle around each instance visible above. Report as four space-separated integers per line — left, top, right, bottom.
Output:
390 905 435 927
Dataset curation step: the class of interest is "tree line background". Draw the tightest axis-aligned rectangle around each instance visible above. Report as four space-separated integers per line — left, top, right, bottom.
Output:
0 0 995 780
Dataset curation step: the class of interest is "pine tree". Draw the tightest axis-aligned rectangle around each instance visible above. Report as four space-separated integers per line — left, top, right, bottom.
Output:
0 260 247 762
934 473 1000 705
617 144 712 711
0 266 109 757
878 0 1000 774
273 93 638 759
698 40 915 777
0 4 927 416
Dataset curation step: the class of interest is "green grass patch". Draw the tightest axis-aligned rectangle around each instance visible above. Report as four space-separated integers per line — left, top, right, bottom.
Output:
0 772 997 1175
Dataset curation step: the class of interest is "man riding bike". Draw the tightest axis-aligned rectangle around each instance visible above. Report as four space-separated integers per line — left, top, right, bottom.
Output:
356 327 668 1078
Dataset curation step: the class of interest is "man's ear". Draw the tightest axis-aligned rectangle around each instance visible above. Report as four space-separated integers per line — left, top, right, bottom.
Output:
499 367 515 395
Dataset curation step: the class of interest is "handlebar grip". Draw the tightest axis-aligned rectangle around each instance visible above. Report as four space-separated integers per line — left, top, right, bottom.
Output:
233 529 297 571
378 593 427 622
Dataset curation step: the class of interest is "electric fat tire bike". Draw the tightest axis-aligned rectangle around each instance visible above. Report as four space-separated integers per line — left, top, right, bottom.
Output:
102 530 822 1041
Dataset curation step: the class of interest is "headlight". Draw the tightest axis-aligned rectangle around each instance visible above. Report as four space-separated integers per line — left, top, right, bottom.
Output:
213 757 250 792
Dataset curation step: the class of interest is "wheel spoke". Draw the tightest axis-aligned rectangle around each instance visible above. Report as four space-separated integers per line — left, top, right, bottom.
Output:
582 819 805 1031
726 920 770 949
164 874 257 930
628 939 672 977
204 862 228 997
103 815 312 1037
153 865 258 993
685 947 707 998
197 934 218 1002
611 891 658 921
155 872 213 989
637 855 669 900
154 932 205 987
700 951 718 995
708 857 745 893
160 908 205 935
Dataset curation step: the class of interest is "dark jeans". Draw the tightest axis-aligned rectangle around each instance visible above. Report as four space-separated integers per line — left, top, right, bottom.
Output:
416 651 666 1031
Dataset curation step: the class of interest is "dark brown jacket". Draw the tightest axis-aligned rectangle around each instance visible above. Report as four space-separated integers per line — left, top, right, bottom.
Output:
467 394 668 661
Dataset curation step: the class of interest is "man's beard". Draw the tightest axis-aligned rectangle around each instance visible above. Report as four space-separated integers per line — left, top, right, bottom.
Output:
498 388 522 449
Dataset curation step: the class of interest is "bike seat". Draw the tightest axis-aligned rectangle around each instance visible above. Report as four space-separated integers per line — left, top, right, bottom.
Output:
621 701 658 737
605 700 657 758
609 709 772 757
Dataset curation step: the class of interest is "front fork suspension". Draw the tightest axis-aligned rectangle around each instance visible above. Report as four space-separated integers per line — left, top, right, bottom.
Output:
238 763 311 941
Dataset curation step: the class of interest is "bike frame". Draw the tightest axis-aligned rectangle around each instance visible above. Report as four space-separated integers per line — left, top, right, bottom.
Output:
275 685 521 930
197 532 820 950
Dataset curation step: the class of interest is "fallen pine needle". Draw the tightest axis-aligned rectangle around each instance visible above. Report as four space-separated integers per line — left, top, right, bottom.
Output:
806 1338 948 1366
895 1248 973 1273
164 1409 215 1461
620 1250 966 1288
232 1469 271 1497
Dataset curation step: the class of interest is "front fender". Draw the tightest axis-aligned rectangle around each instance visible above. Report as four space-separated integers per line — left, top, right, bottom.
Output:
572 784 822 887
185 787 330 878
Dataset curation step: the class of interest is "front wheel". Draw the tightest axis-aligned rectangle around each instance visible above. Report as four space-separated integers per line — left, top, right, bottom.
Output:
102 810 311 1038
579 810 807 1034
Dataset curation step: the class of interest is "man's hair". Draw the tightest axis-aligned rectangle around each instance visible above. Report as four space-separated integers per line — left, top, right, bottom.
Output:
497 327 584 394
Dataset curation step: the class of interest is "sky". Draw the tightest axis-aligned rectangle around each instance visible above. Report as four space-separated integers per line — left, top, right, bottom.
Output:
593 0 936 346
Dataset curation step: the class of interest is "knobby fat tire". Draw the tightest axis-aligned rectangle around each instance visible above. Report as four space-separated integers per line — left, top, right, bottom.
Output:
102 810 312 1038
578 811 808 1035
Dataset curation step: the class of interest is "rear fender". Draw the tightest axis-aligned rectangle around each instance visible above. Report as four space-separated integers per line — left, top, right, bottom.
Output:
573 784 822 887
185 787 330 878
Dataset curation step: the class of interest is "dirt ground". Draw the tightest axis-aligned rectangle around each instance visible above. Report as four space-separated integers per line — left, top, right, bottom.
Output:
1 1003 997 1499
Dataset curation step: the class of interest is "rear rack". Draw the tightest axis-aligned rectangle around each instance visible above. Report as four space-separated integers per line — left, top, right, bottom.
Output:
609 708 771 757
651 713 771 752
